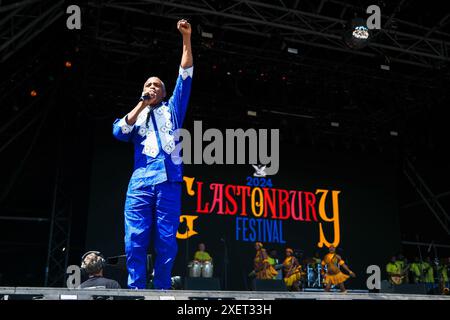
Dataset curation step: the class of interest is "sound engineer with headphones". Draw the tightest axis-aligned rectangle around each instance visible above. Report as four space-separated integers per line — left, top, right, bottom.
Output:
79 251 121 289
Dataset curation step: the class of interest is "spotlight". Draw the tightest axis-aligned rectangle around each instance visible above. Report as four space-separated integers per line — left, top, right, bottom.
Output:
353 26 369 40
65 61 72 68
331 122 340 127
344 18 370 49
201 31 213 39
390 131 398 136
30 90 37 97
287 47 298 54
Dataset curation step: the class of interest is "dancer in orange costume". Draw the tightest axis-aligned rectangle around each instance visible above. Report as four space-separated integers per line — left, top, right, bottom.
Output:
282 248 303 291
321 245 356 292
253 242 278 279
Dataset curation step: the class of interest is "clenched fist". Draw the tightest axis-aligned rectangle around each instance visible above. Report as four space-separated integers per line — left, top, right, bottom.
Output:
177 19 191 36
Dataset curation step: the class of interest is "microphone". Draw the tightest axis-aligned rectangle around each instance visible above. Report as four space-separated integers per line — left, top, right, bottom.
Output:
140 92 156 101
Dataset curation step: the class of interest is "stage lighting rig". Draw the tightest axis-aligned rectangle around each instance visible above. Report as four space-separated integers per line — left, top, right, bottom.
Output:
344 18 371 49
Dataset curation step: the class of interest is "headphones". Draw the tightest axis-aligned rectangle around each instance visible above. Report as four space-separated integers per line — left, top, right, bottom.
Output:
81 251 106 271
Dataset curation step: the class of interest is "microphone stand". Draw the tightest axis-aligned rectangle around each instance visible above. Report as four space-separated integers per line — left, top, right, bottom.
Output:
221 238 228 291
415 234 427 294
185 225 190 278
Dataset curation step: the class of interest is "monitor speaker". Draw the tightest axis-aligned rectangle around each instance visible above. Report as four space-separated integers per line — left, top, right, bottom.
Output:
184 277 221 290
254 279 287 292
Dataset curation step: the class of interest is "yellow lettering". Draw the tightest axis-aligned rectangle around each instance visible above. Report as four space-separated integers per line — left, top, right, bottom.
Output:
316 189 341 248
183 176 196 196
251 187 264 217
177 215 199 239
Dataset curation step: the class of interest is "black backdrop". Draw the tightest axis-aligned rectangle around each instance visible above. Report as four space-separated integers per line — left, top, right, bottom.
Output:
86 119 401 290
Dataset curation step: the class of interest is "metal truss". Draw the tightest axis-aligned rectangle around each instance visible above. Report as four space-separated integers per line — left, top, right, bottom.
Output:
44 116 72 287
78 0 448 147
86 0 450 69
0 79 71 286
0 0 65 63
44 176 72 287
403 157 450 235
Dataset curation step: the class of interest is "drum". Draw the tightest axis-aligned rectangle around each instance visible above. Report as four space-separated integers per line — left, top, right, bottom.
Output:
188 261 201 277
319 264 329 287
307 263 325 288
307 264 316 287
201 261 214 278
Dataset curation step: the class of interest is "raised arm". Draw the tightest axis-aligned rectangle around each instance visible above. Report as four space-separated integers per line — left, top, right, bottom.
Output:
169 19 194 126
178 19 193 68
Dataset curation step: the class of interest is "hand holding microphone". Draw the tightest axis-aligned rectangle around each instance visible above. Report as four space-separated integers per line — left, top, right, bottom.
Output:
140 89 156 106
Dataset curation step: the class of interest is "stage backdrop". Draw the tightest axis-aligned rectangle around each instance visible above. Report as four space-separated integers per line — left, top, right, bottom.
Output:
86 119 401 290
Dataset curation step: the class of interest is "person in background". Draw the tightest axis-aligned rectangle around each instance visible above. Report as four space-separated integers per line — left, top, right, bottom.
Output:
409 256 423 284
282 248 303 291
395 253 409 283
253 242 278 280
395 253 405 270
444 257 450 290
437 257 449 294
422 256 436 294
267 249 282 280
79 251 121 289
386 255 402 285
194 243 212 263
313 252 322 265
321 245 355 293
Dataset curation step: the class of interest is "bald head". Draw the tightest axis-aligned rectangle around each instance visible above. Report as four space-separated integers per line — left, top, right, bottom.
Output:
143 76 166 105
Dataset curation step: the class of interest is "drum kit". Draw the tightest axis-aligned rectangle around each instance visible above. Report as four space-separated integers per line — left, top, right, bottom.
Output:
305 262 327 288
188 260 214 278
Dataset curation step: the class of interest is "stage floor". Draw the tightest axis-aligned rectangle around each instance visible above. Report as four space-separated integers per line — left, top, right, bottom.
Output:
1 287 449 300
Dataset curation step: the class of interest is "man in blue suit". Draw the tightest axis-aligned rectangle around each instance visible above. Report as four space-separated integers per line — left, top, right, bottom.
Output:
113 19 193 289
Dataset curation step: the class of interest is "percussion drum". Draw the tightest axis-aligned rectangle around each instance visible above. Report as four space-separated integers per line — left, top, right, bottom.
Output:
307 263 326 288
307 264 316 287
201 261 214 278
188 261 201 277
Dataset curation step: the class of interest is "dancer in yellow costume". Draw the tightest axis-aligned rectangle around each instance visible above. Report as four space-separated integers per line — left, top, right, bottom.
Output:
321 245 356 292
283 248 304 291
254 242 278 279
